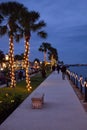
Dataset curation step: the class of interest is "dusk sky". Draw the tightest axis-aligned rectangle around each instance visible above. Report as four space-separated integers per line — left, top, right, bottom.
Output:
0 0 87 64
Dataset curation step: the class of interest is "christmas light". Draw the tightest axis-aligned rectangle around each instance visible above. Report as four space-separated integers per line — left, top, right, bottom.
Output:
24 36 32 91
9 35 16 88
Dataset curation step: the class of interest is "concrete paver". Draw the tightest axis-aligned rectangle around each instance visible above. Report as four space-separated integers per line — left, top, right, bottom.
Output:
0 72 87 130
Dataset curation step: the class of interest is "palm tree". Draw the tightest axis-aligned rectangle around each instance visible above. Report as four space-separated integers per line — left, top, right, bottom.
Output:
18 11 47 91
48 47 58 68
38 42 51 63
48 47 58 61
0 2 28 87
0 2 47 90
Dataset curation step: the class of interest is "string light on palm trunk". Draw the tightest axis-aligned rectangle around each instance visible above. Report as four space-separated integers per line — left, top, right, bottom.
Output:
9 35 16 88
24 37 32 91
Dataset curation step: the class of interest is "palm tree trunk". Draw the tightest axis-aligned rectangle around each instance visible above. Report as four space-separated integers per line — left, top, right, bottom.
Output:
24 35 32 91
9 35 16 87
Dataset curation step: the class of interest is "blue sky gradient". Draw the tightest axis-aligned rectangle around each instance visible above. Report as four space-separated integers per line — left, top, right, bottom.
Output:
0 0 87 64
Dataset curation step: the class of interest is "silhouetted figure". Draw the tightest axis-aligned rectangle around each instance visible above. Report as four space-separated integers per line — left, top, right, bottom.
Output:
41 68 46 78
18 70 23 80
61 65 66 80
15 71 18 82
52 65 55 71
56 64 60 74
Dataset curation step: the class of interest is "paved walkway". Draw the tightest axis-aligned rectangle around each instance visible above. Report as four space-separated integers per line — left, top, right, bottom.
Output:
0 72 87 130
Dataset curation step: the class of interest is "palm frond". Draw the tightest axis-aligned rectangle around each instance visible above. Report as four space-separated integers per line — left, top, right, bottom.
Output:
38 31 47 39
0 25 7 36
29 11 40 22
31 20 46 31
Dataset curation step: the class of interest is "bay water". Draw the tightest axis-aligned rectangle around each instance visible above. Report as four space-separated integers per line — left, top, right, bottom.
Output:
68 66 87 80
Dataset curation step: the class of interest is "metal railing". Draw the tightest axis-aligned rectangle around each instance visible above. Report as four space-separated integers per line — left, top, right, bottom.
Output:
66 69 87 102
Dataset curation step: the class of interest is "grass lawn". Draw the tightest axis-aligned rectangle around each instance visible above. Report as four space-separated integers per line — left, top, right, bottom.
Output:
0 71 51 124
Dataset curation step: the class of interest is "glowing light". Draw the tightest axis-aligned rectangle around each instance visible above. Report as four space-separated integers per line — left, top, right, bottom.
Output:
23 36 32 91
9 35 16 88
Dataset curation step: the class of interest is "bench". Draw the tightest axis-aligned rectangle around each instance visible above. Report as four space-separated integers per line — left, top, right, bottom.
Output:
31 92 44 109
